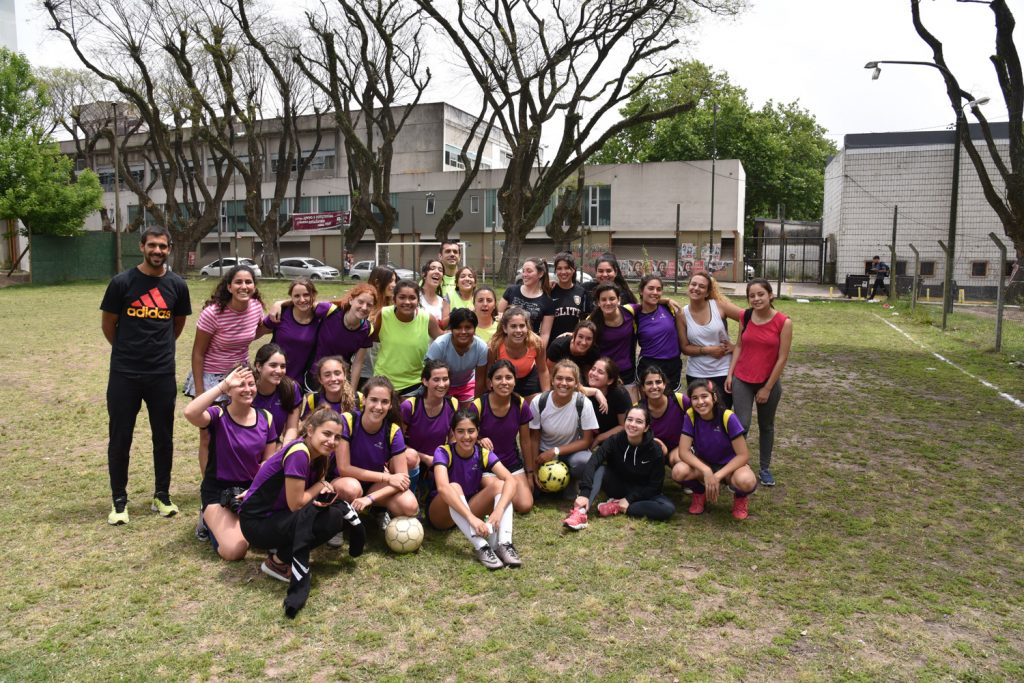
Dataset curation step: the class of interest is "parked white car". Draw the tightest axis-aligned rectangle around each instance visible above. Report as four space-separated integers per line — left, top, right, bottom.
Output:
349 260 416 281
275 257 340 280
199 257 263 277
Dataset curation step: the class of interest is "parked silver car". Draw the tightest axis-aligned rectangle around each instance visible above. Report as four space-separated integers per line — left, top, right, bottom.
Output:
199 257 263 278
349 260 416 281
275 257 340 280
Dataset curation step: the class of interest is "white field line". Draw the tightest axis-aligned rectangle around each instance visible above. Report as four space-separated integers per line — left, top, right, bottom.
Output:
874 314 1024 410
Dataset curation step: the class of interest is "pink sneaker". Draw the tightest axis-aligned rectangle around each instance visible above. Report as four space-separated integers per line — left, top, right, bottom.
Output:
562 507 588 530
597 499 624 517
731 496 749 520
688 492 706 515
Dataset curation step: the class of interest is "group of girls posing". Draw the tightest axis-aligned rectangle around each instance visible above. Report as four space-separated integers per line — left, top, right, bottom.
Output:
177 253 792 607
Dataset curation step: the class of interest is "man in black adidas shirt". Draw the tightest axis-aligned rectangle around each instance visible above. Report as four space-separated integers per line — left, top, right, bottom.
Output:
100 227 192 525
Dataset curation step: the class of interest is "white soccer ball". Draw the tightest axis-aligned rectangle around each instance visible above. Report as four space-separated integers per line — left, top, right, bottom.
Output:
384 516 424 554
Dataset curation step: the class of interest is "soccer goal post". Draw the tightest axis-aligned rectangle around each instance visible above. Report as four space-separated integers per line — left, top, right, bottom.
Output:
375 241 467 272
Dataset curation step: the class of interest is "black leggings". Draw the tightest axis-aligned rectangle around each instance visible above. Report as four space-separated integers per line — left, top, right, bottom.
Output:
107 371 177 501
586 466 675 520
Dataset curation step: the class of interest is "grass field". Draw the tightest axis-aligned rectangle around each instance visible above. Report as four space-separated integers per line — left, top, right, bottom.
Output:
1 278 1022 682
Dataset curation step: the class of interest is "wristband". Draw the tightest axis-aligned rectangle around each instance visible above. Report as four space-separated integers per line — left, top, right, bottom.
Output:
553 446 561 457
366 493 375 503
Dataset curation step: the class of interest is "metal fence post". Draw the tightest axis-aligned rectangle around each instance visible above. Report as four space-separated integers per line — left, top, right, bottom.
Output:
908 243 920 312
938 240 950 330
989 232 1007 352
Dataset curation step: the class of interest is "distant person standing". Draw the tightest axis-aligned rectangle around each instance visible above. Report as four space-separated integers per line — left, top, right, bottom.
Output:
439 239 462 301
100 226 192 525
867 255 889 300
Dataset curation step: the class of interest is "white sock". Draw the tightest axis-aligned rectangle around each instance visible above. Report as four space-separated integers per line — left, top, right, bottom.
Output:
495 494 513 545
450 496 487 549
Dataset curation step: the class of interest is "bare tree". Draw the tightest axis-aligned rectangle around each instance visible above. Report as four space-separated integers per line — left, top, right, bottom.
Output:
911 0 1024 290
36 67 125 232
413 0 742 280
43 0 237 272
191 0 326 273
296 0 430 251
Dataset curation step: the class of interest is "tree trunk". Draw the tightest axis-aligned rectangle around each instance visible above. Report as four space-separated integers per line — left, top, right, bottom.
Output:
498 225 524 285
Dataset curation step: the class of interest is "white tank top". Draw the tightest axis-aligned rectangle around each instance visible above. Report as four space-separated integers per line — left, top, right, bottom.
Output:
683 300 731 377
419 293 444 322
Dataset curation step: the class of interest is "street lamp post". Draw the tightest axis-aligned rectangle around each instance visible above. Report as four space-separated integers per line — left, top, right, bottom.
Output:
864 60 988 328
709 103 718 275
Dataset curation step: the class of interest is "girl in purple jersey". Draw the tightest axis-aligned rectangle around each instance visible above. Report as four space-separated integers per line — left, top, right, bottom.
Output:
252 343 301 444
309 283 377 390
471 360 535 513
588 283 639 397
636 365 689 467
672 380 757 520
184 366 279 560
239 408 365 618
401 360 457 472
429 409 520 570
300 356 361 420
332 377 419 524
260 279 332 386
632 275 686 392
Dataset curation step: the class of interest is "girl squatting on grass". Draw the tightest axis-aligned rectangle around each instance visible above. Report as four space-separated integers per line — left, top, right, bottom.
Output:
672 380 758 520
562 406 676 530
470 360 536 514
239 409 365 619
726 278 793 487
184 365 280 560
428 409 521 570
332 377 419 529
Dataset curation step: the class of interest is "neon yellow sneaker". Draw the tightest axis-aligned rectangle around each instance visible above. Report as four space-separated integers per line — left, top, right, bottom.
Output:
151 493 179 517
108 498 129 525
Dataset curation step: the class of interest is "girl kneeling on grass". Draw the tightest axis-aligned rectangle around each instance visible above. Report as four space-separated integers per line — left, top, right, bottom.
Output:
671 380 757 520
470 360 535 514
332 377 419 529
429 409 520 570
185 365 280 560
239 408 365 618
563 406 675 530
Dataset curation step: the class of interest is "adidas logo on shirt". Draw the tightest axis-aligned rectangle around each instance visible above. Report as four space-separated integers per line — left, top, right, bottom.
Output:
127 287 172 319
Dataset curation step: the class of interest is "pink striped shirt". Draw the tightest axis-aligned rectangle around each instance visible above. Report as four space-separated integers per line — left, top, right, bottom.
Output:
197 298 264 373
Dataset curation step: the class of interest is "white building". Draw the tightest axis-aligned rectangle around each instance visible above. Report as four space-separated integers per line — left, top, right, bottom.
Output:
0 0 15 52
63 102 747 280
823 124 1015 299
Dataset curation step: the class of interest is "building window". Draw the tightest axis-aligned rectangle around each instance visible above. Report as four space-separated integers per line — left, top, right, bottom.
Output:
919 261 935 277
894 260 907 277
470 195 480 214
271 149 335 173
971 261 988 277
318 195 349 212
1007 261 1018 277
584 185 611 227
426 194 436 215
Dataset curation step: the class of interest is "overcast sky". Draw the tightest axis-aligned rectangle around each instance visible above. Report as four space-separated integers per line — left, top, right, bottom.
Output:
13 0 1004 146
